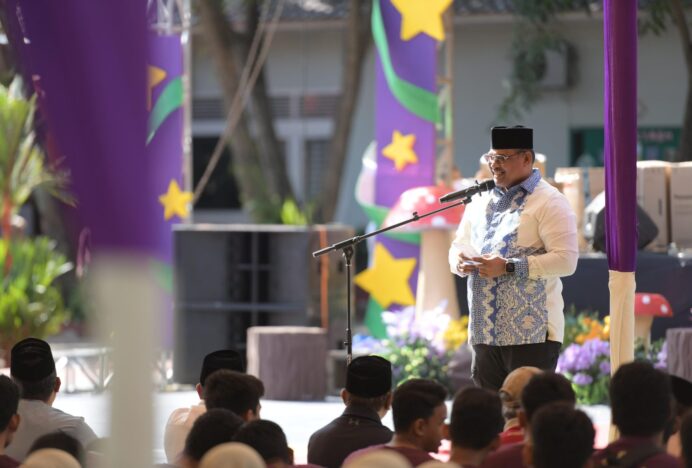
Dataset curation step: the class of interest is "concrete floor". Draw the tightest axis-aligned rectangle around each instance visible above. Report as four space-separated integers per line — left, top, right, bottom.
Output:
52 390 611 465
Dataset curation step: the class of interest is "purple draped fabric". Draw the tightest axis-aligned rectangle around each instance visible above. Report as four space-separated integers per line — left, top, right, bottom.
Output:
4 1 154 254
603 0 638 272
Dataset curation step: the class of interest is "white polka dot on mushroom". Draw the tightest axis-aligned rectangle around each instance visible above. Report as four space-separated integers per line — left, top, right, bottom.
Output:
431 216 446 226
661 305 668 314
425 194 436 204
642 295 651 304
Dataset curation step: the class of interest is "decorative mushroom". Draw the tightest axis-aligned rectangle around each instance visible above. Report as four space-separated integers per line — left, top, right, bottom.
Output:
634 292 672 348
383 185 465 318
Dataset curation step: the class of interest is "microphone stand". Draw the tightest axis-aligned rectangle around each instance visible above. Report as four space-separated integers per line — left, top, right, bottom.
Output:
312 194 476 365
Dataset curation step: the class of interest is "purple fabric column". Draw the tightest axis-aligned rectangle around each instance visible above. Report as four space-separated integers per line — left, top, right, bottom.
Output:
603 0 638 272
375 0 436 293
5 1 154 254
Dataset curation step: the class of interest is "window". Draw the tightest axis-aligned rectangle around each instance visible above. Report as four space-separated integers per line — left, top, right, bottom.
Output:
192 137 242 209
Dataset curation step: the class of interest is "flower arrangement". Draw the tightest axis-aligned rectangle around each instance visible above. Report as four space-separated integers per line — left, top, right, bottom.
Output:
557 338 611 404
353 302 469 394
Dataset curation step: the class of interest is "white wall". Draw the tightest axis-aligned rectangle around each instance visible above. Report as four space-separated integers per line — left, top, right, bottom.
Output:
191 14 687 228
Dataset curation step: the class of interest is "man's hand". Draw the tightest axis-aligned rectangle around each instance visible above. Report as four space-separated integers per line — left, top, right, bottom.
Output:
471 255 507 279
456 253 481 275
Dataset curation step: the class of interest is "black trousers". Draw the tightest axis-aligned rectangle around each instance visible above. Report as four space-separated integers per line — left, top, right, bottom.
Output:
471 340 562 391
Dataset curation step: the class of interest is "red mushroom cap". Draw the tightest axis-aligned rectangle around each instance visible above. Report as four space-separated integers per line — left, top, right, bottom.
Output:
383 185 465 231
634 293 672 317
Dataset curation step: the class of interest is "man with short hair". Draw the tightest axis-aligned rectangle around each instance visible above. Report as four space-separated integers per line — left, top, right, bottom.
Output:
447 387 504 467
497 366 542 446
524 402 594 468
203 370 264 421
344 378 447 467
592 361 680 467
6 338 97 461
0 376 21 467
164 349 244 463
234 420 293 468
450 126 578 391
308 355 393 468
482 371 576 468
178 409 244 468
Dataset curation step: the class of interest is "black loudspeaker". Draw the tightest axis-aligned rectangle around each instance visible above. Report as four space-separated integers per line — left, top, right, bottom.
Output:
584 191 659 252
172 224 353 384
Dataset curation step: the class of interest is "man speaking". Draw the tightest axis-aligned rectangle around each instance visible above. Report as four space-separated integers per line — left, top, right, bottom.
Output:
449 126 578 391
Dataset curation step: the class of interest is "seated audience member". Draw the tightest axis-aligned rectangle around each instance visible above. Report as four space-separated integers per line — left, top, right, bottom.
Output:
178 409 245 468
448 387 504 467
0 376 20 468
667 375 692 457
344 379 447 467
482 371 576 468
203 370 264 421
497 367 541 446
681 410 692 468
6 338 97 461
592 361 681 468
525 402 594 468
234 420 292 467
165 350 245 463
27 432 84 466
20 448 80 468
199 442 265 468
308 355 393 468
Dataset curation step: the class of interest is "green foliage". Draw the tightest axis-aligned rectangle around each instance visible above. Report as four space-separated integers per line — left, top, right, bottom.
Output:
379 336 454 394
0 79 73 218
280 198 313 225
0 237 73 347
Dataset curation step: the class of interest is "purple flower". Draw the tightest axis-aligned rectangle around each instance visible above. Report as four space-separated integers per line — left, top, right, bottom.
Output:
573 373 593 386
599 360 611 375
557 344 581 374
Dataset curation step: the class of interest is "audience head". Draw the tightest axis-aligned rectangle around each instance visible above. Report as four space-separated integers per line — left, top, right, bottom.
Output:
234 420 291 466
526 402 594 468
184 409 245 464
342 449 412 468
520 371 576 424
343 355 393 415
681 409 692 468
199 442 265 468
203 370 264 421
10 338 59 402
197 350 245 399
21 448 80 468
449 387 503 452
392 378 448 453
610 361 672 437
29 432 84 466
499 366 542 426
0 375 20 442
672 375 692 415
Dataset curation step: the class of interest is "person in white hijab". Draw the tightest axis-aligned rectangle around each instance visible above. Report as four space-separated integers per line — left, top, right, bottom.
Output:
20 448 80 468
199 443 265 468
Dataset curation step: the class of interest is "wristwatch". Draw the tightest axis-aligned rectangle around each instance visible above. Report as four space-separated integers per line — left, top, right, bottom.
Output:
505 260 515 274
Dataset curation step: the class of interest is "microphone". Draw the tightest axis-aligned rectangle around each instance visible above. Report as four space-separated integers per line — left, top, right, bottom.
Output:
439 179 496 203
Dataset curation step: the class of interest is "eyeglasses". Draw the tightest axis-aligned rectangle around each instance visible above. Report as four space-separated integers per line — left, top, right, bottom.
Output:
483 151 525 164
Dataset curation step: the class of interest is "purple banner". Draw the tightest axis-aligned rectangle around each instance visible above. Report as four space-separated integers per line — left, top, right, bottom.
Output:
4 0 154 254
603 0 637 272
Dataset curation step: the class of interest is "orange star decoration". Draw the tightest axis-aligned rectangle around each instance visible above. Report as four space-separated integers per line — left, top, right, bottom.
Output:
391 0 452 42
382 130 418 171
147 65 167 111
159 179 193 221
354 243 416 309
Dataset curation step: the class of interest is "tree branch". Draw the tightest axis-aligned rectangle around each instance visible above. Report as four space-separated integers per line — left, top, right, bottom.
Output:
670 0 692 77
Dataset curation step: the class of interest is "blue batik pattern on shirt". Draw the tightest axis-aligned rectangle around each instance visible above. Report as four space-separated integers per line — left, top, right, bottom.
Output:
468 170 548 346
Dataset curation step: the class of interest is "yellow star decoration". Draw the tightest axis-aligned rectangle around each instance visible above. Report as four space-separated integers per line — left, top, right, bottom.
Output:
354 243 416 309
147 65 167 111
382 130 418 171
391 0 453 42
159 180 193 221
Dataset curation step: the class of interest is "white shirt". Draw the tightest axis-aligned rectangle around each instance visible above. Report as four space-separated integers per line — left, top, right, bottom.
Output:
163 401 206 463
6 399 98 461
449 170 578 345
